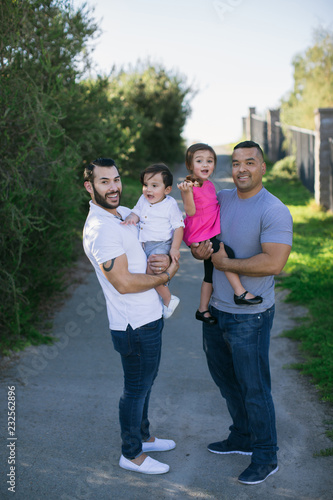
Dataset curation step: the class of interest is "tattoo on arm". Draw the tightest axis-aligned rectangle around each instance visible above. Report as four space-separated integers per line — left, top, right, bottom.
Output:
103 258 116 272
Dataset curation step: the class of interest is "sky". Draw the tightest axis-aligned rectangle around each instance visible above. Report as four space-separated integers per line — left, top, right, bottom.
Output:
74 0 333 146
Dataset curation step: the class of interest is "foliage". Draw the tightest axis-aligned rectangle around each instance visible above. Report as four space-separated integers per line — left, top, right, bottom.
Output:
108 62 193 176
263 166 333 402
60 75 144 175
281 28 333 129
0 0 97 348
313 448 333 458
0 1 193 353
270 155 298 180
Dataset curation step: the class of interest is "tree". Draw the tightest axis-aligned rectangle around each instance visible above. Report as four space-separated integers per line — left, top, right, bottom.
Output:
0 0 100 346
0 1 194 350
108 62 194 175
281 28 333 129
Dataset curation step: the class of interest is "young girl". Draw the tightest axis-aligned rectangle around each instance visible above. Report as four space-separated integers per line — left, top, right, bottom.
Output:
178 143 262 324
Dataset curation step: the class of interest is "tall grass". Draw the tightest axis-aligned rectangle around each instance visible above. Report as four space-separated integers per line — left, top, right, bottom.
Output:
264 157 333 402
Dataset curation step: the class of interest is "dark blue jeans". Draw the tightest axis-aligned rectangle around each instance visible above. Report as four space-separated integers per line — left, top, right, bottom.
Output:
203 305 278 465
110 318 163 459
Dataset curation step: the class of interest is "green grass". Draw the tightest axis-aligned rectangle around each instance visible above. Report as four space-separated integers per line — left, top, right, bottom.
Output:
313 448 333 457
263 159 333 404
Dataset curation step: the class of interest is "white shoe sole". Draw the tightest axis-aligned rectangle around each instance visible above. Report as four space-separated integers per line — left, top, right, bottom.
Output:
238 465 279 484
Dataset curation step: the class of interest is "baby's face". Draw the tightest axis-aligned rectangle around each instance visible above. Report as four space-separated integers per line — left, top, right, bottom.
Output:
142 172 171 205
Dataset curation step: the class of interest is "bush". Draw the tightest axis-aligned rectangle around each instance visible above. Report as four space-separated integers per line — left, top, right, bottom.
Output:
270 155 298 180
0 1 194 353
108 63 194 177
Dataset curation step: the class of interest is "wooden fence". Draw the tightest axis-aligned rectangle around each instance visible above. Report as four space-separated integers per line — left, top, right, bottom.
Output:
243 107 333 211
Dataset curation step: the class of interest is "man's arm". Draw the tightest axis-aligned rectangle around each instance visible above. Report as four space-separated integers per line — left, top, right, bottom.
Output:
211 241 291 277
100 253 179 294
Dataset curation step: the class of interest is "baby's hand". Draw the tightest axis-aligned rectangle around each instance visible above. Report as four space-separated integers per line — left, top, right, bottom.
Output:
170 248 180 263
121 214 138 225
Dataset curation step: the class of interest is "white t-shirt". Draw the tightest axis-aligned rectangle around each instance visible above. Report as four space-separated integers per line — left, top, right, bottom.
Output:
83 201 162 330
132 195 184 243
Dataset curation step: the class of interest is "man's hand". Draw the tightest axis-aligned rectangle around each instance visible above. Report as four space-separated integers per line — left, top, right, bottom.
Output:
211 242 229 270
148 253 179 280
148 253 171 274
190 240 213 261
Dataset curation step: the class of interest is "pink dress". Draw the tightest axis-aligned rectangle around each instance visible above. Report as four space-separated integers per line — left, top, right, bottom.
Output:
183 180 221 246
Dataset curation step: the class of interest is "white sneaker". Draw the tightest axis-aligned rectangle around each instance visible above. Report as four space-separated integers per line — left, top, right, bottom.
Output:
119 455 170 474
142 437 176 452
163 295 180 319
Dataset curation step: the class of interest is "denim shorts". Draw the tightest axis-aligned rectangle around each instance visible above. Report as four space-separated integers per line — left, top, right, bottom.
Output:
143 239 172 257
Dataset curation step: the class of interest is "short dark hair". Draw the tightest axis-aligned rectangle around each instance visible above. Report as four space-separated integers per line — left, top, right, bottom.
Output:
83 158 118 182
233 141 264 160
185 143 217 172
140 163 173 188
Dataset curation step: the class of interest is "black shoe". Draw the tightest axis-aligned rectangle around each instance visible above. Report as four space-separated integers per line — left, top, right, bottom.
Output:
208 440 252 456
234 291 263 305
195 310 217 325
238 463 279 484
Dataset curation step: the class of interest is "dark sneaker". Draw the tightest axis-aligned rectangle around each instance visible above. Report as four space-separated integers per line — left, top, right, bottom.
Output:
238 463 279 484
208 440 252 455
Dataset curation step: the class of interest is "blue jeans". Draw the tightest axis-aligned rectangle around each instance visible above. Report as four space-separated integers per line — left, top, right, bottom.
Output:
110 318 163 459
203 305 278 465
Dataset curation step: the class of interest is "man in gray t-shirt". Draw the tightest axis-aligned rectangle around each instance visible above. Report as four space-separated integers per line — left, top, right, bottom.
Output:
192 141 293 485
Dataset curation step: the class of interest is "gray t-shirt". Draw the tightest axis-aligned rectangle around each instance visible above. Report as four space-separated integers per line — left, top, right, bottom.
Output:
211 187 293 314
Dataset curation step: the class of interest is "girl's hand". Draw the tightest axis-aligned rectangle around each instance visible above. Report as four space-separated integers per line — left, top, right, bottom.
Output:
177 180 193 192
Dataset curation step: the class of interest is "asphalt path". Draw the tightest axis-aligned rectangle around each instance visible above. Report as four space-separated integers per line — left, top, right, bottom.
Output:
1 152 333 499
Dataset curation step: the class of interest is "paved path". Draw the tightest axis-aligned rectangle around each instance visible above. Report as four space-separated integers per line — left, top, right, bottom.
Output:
1 153 333 499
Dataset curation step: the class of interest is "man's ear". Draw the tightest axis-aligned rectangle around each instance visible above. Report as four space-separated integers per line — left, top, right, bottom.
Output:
262 162 266 175
84 181 93 194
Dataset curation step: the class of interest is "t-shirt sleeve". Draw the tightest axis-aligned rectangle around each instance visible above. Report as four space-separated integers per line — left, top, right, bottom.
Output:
169 198 185 230
260 203 293 246
90 223 125 265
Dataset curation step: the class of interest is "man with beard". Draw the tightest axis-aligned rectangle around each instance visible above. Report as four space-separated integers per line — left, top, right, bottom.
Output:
83 158 179 475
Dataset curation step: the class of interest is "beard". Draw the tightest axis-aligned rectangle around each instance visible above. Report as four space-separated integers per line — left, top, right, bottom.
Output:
92 183 122 210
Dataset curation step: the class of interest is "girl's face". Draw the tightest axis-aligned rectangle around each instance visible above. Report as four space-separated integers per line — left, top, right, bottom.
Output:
142 172 171 204
191 150 216 181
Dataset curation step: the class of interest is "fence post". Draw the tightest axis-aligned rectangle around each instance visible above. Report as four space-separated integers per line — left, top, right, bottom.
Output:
314 108 333 209
242 117 247 139
266 109 280 162
246 107 256 140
